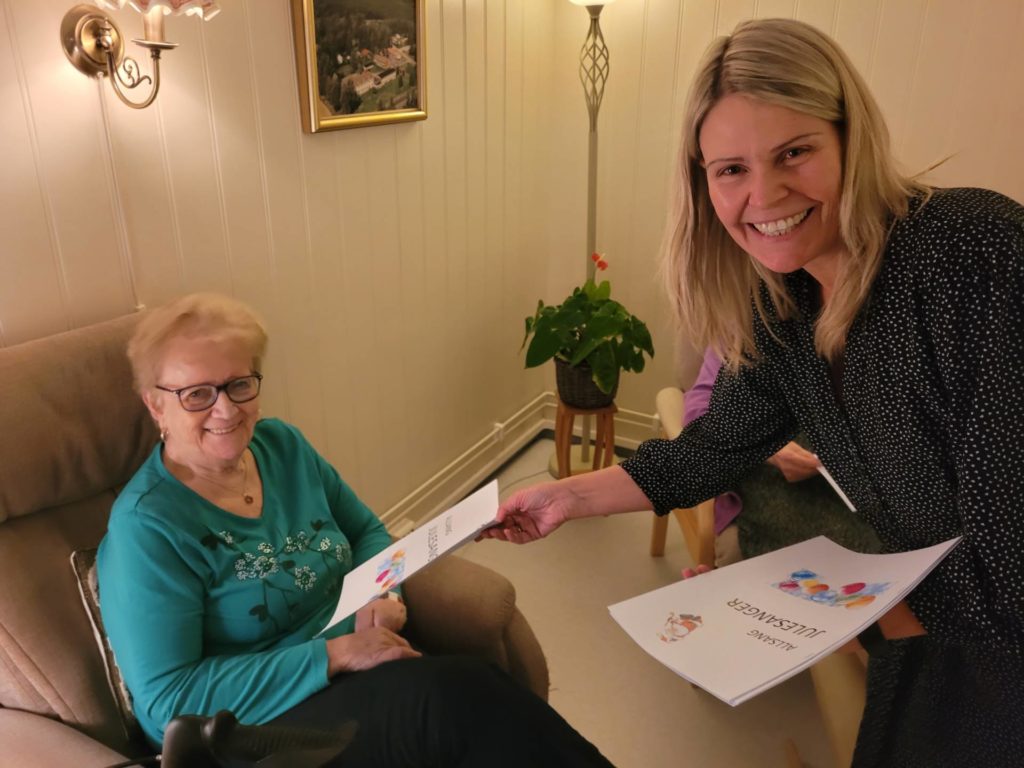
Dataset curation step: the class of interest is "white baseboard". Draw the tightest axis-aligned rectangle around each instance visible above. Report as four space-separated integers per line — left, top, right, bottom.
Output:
381 392 658 533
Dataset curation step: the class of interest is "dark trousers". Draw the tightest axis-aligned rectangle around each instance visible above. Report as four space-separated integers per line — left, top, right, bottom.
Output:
259 655 614 768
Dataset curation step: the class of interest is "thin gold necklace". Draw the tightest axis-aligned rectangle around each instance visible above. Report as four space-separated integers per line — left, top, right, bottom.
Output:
195 453 255 505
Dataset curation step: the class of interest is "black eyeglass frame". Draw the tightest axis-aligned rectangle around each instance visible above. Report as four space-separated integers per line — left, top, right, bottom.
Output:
155 373 264 412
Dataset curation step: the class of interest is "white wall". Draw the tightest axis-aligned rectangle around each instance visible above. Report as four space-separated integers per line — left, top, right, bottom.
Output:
1 0 558 521
2 0 1022 521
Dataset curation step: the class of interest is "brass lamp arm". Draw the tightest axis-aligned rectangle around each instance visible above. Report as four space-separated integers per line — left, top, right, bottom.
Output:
104 40 176 110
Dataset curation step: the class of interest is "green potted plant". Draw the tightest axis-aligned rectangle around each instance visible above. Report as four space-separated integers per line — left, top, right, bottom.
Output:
522 254 655 409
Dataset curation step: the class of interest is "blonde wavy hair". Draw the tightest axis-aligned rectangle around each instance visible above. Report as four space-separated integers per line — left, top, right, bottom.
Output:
127 293 268 393
663 18 928 369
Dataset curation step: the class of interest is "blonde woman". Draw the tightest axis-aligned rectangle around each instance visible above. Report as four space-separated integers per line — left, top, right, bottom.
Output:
484 18 1024 766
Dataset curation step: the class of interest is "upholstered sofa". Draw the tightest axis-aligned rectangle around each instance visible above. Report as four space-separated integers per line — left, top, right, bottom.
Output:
0 312 548 767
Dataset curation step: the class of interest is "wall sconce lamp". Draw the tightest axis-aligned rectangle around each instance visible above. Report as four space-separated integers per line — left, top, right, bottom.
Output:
60 1 219 110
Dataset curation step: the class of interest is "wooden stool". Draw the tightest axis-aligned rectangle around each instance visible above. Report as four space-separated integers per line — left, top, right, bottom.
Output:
554 397 617 479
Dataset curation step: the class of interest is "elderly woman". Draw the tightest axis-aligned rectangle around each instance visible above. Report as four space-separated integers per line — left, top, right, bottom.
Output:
98 293 612 767
484 18 1024 767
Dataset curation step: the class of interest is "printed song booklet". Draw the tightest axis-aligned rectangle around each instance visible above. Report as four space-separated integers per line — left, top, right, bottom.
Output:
318 480 500 635
608 535 960 706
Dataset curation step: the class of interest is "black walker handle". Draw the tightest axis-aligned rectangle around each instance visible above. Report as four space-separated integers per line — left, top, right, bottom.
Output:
106 710 356 768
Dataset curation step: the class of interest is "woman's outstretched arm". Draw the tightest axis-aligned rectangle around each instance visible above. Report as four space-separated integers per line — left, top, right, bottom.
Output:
481 465 653 543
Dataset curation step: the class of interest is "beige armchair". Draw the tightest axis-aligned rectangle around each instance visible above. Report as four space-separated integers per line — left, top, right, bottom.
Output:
649 385 717 567
649 338 716 567
0 313 548 767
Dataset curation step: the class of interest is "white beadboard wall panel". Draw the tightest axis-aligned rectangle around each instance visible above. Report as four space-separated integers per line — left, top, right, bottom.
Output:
394 126 432 481
867 0 928 171
101 101 183 308
524 0 563 406
897 0 970 176
0 0 68 344
464 0 491 433
339 129 394 491
299 126 352 466
355 127 414 493
3 0 1023 517
935 1 1012 192
439 0 474 456
971 1 1024 204
792 0 835 32
501 0 549 411
833 0 883 75
757 0 798 21
245 0 323 430
150 13 234 297
717 0 757 36
8 1 135 330
199 1 276 314
538 3 585 357
497 0 552 419
411 3 456 502
669 1 719 149
483 0 512 415
988 4 1024 204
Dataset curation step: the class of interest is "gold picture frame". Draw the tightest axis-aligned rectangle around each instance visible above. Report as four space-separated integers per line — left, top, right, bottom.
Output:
290 0 427 133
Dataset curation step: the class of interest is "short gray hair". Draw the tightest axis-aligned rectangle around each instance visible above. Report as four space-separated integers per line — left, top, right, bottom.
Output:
127 293 268 392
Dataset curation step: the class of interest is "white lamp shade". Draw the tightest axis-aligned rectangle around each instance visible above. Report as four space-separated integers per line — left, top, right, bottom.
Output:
95 0 220 20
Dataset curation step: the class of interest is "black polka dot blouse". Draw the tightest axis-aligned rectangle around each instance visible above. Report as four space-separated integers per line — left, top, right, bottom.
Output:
622 187 1024 652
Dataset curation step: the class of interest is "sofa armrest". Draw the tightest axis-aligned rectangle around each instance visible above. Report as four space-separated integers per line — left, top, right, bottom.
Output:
401 555 549 700
0 709 132 768
655 387 685 440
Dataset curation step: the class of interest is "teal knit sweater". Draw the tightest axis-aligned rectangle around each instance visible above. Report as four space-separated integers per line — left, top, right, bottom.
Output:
97 418 393 745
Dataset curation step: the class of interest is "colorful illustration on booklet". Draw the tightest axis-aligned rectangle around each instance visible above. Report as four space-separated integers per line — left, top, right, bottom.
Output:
773 569 890 608
658 612 703 643
375 549 407 592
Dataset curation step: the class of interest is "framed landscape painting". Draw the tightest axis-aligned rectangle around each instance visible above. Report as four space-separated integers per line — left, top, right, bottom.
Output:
291 0 427 132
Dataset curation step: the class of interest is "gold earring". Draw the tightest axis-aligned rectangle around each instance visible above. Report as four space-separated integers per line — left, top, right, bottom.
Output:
160 427 168 442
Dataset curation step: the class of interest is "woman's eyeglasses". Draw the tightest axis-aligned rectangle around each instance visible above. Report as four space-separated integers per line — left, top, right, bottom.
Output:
155 373 263 412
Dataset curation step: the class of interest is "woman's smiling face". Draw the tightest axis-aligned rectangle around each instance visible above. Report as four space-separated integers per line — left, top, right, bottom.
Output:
699 93 846 280
145 333 260 472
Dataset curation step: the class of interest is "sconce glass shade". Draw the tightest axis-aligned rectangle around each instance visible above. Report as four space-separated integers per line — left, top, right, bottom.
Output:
568 0 615 5
94 0 220 20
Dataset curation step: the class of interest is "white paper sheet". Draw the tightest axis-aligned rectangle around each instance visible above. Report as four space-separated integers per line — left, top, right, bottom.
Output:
317 480 500 635
609 535 960 706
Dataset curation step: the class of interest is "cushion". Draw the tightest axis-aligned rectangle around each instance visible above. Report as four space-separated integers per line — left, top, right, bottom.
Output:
0 313 156 523
734 462 882 559
69 548 141 743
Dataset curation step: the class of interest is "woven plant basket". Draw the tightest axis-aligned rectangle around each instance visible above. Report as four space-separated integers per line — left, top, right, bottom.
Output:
554 358 618 409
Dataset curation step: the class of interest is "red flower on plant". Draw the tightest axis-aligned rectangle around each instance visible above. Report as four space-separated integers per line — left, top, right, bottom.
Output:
591 252 601 262
596 260 608 270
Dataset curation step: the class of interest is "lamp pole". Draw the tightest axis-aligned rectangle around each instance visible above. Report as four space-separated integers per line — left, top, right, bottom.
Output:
576 2 611 283
570 0 613 467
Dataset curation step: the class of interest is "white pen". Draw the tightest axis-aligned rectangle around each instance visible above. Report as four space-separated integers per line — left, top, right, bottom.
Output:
814 456 857 513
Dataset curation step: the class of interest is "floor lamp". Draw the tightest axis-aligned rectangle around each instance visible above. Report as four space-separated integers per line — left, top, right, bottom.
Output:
553 0 615 477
